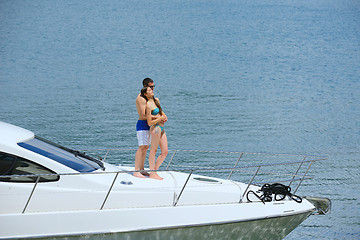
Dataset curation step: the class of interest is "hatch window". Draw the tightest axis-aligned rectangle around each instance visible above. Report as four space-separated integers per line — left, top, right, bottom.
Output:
18 136 103 173
0 152 59 182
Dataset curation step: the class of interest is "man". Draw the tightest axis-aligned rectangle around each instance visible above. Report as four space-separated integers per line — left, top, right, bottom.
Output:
134 78 166 178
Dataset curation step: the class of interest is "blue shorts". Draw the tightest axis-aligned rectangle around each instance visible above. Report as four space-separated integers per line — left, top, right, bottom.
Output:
136 120 150 146
136 120 150 131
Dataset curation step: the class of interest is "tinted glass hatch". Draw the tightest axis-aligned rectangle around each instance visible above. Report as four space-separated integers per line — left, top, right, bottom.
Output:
18 136 103 172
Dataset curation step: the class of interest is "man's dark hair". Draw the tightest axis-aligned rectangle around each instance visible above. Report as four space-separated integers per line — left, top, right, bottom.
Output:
143 78 153 87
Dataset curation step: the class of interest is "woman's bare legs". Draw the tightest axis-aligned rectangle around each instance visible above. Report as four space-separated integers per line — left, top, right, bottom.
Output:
155 132 168 170
149 126 163 180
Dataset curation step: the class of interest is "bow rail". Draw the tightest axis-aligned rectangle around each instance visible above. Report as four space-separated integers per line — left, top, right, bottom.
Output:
0 149 327 213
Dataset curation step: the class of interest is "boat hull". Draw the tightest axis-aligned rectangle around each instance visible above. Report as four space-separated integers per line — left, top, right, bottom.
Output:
100 213 311 240
72 212 313 240
0 202 314 240
4 211 313 240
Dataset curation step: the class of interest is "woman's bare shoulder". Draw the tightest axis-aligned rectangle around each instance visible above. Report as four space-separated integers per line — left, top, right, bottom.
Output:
146 101 153 108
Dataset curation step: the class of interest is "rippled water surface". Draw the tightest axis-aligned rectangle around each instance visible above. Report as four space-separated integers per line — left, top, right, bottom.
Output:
0 0 359 239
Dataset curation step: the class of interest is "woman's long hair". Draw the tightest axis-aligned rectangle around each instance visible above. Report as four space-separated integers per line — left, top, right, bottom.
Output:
140 87 163 115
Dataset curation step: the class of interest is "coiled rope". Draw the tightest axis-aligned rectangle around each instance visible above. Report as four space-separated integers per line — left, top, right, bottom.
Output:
247 183 302 204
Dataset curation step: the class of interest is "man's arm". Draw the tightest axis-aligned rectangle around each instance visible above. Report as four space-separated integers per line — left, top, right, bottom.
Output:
146 104 165 126
156 98 168 123
136 96 159 121
136 96 148 119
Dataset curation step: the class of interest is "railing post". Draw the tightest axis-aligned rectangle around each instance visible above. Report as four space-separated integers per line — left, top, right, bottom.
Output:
166 150 177 170
240 166 261 202
227 152 244 180
23 176 40 213
173 170 193 206
289 156 306 187
101 172 119 210
293 160 314 195
103 149 110 161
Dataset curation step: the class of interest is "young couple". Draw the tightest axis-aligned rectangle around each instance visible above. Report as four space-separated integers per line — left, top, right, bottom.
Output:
134 78 168 180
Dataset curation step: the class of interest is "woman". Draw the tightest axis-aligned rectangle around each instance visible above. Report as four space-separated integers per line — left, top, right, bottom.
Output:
140 86 168 180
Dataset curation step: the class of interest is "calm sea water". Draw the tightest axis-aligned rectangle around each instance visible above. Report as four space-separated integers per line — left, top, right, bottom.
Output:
1 0 359 239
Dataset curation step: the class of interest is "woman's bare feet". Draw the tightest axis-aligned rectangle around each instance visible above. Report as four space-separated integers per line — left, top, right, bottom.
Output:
133 172 146 178
149 172 163 180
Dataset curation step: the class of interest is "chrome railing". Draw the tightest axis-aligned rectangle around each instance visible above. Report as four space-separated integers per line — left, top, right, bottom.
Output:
0 149 327 213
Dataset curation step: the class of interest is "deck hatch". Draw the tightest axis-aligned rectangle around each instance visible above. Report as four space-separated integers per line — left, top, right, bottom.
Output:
192 177 222 184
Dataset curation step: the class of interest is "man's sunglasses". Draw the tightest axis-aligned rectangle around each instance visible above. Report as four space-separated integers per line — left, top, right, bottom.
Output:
149 85 155 89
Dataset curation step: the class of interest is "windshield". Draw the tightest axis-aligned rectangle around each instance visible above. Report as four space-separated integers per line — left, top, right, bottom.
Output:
18 136 104 172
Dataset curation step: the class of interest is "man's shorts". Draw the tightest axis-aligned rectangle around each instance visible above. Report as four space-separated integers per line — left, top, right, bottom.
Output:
136 120 150 146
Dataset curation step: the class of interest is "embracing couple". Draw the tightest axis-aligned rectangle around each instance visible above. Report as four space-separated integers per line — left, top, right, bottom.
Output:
134 78 168 180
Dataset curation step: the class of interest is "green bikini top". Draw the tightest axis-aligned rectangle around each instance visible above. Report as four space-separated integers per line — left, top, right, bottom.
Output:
151 108 160 115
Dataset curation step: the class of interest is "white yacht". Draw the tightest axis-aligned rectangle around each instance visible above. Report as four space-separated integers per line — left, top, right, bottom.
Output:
0 121 330 239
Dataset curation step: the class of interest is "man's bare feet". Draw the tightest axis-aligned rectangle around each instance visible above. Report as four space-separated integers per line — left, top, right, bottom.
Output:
133 172 146 178
149 172 163 180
